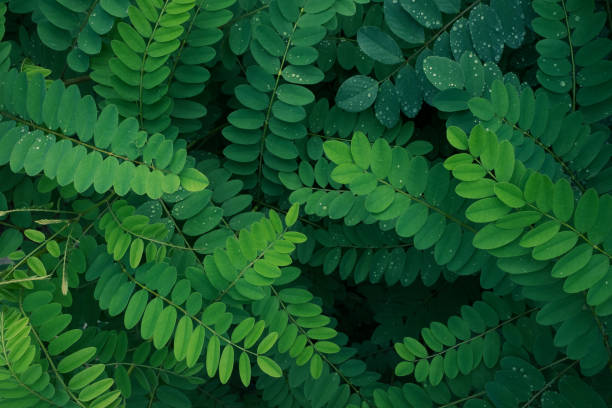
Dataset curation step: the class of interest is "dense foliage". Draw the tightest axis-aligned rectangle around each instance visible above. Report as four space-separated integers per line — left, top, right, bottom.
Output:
0 0 611 407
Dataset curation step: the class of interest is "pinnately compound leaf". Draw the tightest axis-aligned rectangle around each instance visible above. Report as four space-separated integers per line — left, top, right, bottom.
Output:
336 75 379 112
0 5 610 407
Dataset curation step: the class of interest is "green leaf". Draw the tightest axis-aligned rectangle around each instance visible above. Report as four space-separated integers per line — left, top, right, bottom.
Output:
444 153 473 171
395 361 415 376
494 140 515 182
447 126 468 150
370 139 392 178
490 79 508 117
532 231 579 261
400 0 442 28
218 344 234 384
10 132 37 173
402 337 427 358
94 105 118 149
257 356 282 377
365 185 395 213
206 336 220 377
202 302 226 325
429 355 444 385
552 179 574 222
141 298 163 339
384 0 424 42
46 240 61 257
414 359 429 382
58 347 97 373
336 75 379 112
465 197 511 223
78 378 114 402
566 255 609 294
24 133 53 176
94 157 119 193
479 130 498 170
238 352 251 386
253 259 281 278
574 188 599 233
153 306 177 349
69 364 105 390
282 65 324 85
146 170 165 199
310 353 323 379
351 131 371 169
551 244 592 278
457 342 473 375
24 229 45 243
279 288 313 304
231 318 255 344
244 320 266 349
49 329 82 356
357 26 403 64
257 332 278 354
331 163 363 184
470 5 504 61
452 164 486 181
468 97 495 121
285 203 299 227
174 315 192 362
519 220 561 248
493 182 525 208
496 211 542 229
117 22 145 53
473 225 523 250
186 326 205 368
276 84 315 106
180 168 209 192
323 140 352 164
27 256 47 276
229 19 250 55
423 56 465 90
111 40 140 70
455 179 495 199
483 332 501 368
396 203 428 238
124 289 148 330
129 238 144 269
523 172 542 204
375 79 400 127
467 125 488 157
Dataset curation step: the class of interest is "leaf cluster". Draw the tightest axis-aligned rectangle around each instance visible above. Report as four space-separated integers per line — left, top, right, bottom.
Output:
0 0 611 407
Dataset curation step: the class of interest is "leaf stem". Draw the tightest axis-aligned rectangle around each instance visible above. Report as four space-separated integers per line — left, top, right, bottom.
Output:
120 264 259 357
559 0 577 110
18 298 88 408
0 311 59 406
255 8 304 200
381 0 482 84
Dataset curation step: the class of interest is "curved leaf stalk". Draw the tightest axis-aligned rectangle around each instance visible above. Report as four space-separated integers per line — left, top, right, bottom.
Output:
270 285 368 402
17 299 88 408
59 0 101 79
106 202 189 250
411 307 538 364
560 0 577 111
504 120 585 192
381 0 482 84
120 263 260 357
256 9 305 199
0 111 150 168
520 360 579 408
138 0 173 127
0 310 59 406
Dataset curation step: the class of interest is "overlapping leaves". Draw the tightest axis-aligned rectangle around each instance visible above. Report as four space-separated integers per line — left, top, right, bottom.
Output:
0 70 209 198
